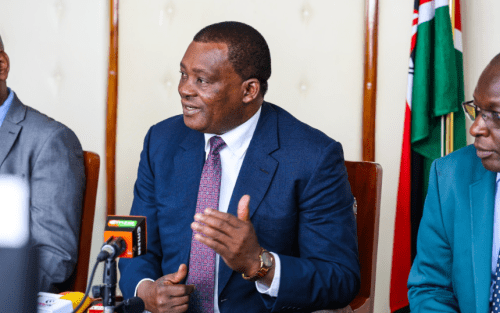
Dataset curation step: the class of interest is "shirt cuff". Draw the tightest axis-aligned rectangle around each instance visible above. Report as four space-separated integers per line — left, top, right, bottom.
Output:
135 278 154 313
255 252 280 297
135 278 155 296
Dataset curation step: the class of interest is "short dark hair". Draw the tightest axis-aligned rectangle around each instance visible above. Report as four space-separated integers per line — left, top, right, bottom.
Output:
0 35 3 51
194 21 271 96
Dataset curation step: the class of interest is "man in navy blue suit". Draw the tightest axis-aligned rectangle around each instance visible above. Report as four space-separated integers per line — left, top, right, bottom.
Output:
119 21 360 313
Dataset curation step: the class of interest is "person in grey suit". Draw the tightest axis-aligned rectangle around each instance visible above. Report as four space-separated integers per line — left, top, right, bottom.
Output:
0 35 85 292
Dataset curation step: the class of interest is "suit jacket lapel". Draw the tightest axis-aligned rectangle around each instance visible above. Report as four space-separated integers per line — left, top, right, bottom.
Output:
470 164 496 313
218 102 279 296
0 94 25 168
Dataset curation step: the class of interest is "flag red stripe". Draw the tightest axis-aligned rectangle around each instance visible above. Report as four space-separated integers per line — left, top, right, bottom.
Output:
390 104 412 312
455 0 462 31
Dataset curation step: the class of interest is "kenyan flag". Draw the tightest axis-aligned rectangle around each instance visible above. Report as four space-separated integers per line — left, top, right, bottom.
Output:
390 0 466 312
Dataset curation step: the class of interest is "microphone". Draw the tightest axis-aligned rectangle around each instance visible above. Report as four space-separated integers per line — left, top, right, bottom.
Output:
97 237 126 261
114 297 145 313
91 216 147 313
102 216 147 259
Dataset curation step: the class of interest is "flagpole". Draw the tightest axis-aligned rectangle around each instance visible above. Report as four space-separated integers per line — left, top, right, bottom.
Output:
362 0 379 162
106 0 119 216
441 118 445 157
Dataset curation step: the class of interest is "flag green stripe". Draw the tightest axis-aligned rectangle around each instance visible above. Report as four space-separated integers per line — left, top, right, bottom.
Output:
432 7 459 116
411 5 459 160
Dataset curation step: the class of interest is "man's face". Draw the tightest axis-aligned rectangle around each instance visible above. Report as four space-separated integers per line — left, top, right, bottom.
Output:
470 66 500 172
0 50 9 105
178 41 248 135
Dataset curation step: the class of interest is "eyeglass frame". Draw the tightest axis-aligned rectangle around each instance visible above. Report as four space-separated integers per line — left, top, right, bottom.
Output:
462 100 500 129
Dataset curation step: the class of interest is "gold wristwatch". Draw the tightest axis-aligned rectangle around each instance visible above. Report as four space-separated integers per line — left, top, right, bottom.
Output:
242 248 274 282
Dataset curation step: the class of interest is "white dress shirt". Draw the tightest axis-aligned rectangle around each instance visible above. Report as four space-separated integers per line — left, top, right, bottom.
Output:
136 106 281 312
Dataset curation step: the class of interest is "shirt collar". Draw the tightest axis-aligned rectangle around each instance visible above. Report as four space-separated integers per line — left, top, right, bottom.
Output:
204 106 262 158
496 172 500 184
0 88 14 127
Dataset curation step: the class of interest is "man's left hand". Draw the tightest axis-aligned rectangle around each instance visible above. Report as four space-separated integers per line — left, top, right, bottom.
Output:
191 195 262 277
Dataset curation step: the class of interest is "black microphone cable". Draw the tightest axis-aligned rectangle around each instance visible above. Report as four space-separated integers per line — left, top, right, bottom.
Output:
71 260 100 313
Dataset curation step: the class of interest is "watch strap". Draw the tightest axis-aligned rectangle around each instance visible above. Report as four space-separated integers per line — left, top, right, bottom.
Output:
242 248 273 282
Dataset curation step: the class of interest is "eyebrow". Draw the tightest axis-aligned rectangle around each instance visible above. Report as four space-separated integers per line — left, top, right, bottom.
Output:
180 62 214 76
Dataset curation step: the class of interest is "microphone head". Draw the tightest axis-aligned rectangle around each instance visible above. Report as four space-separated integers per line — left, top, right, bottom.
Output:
114 297 145 313
101 236 127 259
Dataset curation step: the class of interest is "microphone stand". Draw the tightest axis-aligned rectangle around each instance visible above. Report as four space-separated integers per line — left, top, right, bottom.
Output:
93 256 117 313
103 257 117 313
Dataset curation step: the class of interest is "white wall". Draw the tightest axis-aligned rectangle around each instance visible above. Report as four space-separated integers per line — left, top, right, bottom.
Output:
0 0 109 288
374 0 413 311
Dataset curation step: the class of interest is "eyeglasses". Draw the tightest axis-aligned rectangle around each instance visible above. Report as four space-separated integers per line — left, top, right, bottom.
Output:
462 100 500 129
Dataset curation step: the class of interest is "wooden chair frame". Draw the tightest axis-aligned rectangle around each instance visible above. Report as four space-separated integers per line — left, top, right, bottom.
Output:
347 161 382 313
59 151 100 292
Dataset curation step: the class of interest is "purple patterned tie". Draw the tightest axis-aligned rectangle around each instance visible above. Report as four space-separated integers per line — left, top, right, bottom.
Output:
186 136 226 313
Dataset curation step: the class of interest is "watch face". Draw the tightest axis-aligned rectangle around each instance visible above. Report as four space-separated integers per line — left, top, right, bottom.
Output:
261 251 273 267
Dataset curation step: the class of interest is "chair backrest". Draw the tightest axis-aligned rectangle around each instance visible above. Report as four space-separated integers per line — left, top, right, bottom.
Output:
346 161 382 313
60 151 100 292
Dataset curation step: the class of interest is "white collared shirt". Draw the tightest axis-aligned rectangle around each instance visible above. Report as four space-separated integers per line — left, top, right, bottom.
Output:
136 106 281 312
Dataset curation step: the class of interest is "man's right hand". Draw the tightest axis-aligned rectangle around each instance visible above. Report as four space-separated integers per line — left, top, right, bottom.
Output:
137 264 195 313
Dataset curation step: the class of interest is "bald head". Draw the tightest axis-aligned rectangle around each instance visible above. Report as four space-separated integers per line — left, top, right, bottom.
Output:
480 53 500 85
475 53 500 106
470 53 500 172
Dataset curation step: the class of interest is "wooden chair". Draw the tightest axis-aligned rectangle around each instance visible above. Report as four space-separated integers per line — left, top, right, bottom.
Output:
59 151 100 292
346 161 382 313
314 161 382 313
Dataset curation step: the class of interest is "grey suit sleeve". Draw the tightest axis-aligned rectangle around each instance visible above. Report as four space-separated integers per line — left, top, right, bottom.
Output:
29 126 85 292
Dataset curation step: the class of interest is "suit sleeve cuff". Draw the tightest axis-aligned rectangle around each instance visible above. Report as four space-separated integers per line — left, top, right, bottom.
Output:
255 252 280 297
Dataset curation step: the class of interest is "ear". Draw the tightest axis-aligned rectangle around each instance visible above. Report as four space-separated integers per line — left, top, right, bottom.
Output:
0 51 10 81
242 78 261 104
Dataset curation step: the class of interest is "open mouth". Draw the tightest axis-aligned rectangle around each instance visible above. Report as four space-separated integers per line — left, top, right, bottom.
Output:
182 104 201 115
